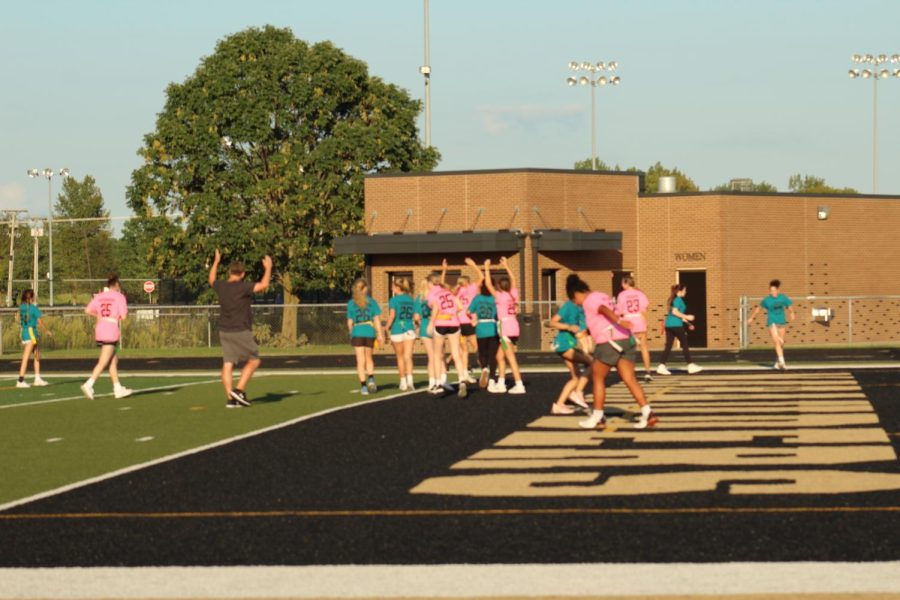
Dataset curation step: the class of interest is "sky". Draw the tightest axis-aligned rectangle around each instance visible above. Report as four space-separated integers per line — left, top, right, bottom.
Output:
2 0 899 228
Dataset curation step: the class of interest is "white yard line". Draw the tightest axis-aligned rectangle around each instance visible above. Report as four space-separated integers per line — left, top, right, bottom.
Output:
0 562 898 599
0 378 222 410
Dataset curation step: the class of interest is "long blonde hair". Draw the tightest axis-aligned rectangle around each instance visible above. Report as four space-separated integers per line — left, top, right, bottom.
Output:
352 278 369 309
393 276 412 295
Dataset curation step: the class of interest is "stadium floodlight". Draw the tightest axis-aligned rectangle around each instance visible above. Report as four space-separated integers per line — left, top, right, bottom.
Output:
26 167 70 306
565 59 623 170
848 53 899 193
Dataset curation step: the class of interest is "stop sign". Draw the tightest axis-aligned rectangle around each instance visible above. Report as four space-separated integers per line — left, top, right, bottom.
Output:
143 280 156 294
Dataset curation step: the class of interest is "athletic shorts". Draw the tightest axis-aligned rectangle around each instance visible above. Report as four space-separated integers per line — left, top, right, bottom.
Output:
351 336 375 348
460 323 476 337
552 332 578 354
390 330 416 343
435 325 460 336
593 340 637 366
501 335 519 346
220 329 259 364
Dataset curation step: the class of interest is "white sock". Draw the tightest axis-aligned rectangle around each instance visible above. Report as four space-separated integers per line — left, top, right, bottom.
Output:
641 405 651 418
593 409 605 420
515 380 523 386
429 378 436 387
86 378 96 387
440 373 447 384
779 357 786 364
406 374 414 385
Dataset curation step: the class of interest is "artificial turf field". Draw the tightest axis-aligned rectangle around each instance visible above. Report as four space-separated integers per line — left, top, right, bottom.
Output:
0 367 899 598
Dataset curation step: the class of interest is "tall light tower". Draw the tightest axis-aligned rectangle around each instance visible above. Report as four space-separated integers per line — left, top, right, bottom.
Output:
567 61 621 171
27 167 70 306
420 0 432 147
848 53 899 193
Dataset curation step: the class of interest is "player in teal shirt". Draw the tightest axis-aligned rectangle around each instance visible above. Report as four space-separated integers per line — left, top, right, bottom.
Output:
347 279 384 395
747 279 795 370
548 281 593 414
467 287 499 389
657 283 702 375
17 289 49 388
386 277 416 391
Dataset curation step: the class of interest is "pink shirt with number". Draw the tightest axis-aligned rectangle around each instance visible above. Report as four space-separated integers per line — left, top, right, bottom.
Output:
428 285 460 327
455 283 479 325
615 288 649 333
494 288 520 338
87 289 128 343
584 291 630 345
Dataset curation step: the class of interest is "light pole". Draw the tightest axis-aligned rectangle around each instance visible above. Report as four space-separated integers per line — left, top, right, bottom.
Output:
3 209 28 307
29 219 44 298
567 60 621 171
420 0 432 148
27 167 70 306
848 53 899 194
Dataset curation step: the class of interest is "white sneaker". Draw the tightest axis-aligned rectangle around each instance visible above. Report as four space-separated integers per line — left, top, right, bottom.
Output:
552 403 575 415
458 381 468 398
568 391 589 410
427 385 443 395
489 380 507 394
114 386 133 399
399 379 408 392
579 411 606 430
16 380 31 388
687 363 703 374
656 364 671 375
776 361 787 371
80 383 94 400
634 410 659 430
441 381 455 393
32 378 49 387
508 382 526 395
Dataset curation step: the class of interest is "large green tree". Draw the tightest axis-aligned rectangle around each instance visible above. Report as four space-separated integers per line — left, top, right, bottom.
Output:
127 26 439 341
54 175 115 286
788 174 858 194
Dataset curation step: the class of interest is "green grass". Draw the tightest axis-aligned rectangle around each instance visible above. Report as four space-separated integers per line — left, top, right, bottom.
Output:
0 345 353 360
0 373 403 507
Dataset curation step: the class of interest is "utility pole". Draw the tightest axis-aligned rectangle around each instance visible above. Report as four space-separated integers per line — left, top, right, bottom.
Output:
420 0 432 147
3 209 28 307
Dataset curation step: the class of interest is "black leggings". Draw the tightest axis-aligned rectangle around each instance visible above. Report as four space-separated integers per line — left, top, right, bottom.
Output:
660 326 693 364
477 336 499 377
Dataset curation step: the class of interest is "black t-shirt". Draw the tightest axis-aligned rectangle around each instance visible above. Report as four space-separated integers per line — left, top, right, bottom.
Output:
213 280 255 332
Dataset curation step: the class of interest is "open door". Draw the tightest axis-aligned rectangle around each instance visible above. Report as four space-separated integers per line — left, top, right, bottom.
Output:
677 270 707 348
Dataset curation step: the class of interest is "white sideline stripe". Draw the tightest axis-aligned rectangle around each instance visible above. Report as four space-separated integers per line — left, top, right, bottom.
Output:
0 389 416 513
0 379 221 410
0 562 898 598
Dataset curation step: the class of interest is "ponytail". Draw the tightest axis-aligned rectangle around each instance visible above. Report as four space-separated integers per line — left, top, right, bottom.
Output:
667 283 686 311
565 274 590 299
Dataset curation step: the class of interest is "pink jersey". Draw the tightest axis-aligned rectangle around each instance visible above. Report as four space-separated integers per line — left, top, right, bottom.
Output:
455 283 479 325
584 291 630 345
494 288 520 338
87 290 128 343
428 285 460 327
616 288 649 333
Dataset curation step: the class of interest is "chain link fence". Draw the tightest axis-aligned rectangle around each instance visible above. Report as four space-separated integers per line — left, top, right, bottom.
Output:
739 295 900 348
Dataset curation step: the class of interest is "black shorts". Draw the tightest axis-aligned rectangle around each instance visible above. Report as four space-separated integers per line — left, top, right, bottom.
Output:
351 337 375 348
460 323 476 337
435 326 460 336
501 336 519 345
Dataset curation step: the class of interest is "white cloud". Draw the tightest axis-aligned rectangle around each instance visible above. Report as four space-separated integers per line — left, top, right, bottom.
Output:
0 183 27 211
477 103 583 135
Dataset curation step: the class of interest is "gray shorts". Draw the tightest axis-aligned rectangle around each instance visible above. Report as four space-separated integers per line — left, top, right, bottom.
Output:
593 339 637 367
220 329 259 365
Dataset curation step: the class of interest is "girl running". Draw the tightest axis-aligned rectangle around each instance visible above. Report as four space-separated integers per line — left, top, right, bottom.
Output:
414 275 439 393
747 279 795 370
464 258 497 389
656 283 703 375
427 273 468 397
484 257 525 394
16 289 49 388
568 275 657 430
616 276 653 382
347 278 384 395
549 276 592 414
386 277 416 391
454 269 480 385
81 274 133 400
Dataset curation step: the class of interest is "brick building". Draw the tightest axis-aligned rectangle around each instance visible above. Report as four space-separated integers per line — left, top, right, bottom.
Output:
335 168 900 349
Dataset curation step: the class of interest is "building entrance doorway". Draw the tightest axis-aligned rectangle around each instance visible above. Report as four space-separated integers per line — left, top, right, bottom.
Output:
677 270 707 348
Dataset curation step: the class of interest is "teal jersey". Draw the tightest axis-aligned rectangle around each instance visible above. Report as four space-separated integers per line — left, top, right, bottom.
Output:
553 300 584 353
665 296 687 328
467 294 497 338
346 297 381 338
19 303 41 342
760 293 793 326
388 294 416 334
414 296 432 338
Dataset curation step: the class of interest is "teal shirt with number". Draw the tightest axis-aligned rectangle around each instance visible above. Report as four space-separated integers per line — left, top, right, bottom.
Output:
414 296 432 338
388 294 415 334
665 296 688 328
467 294 497 338
19 303 41 342
760 293 793 326
347 298 381 338
552 300 585 353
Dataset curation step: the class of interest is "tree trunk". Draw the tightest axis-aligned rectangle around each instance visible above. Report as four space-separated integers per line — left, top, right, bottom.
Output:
280 271 299 345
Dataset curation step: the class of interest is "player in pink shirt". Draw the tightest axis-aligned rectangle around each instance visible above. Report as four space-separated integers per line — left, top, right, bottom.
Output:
484 257 525 394
427 267 468 398
80 274 132 400
454 265 481 386
569 274 657 430
616 276 653 382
